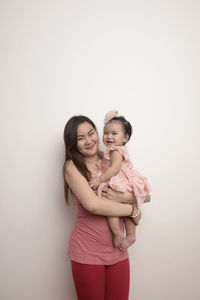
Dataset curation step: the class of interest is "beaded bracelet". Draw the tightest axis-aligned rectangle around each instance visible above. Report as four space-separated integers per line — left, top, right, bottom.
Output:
129 204 141 218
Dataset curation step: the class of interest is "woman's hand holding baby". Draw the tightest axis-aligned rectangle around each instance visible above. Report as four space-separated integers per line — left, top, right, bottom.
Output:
102 187 137 204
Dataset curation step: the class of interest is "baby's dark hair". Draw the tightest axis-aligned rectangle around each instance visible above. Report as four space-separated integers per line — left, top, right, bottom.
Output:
107 115 132 144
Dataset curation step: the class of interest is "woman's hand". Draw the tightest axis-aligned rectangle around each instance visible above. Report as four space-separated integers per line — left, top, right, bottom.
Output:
132 210 142 226
144 194 151 203
102 187 137 204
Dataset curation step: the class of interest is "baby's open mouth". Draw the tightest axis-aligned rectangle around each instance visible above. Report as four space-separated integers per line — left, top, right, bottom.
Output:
106 141 114 144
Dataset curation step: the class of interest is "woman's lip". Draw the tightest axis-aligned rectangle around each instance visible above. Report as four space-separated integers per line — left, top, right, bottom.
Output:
86 144 95 150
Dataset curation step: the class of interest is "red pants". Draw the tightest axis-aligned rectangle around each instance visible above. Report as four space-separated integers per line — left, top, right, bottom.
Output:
71 259 130 300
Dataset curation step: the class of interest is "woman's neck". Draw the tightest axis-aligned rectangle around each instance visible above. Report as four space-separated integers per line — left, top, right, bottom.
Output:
85 154 99 165
85 154 100 177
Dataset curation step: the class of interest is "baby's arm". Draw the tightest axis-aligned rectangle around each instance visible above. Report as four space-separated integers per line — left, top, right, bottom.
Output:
89 150 123 189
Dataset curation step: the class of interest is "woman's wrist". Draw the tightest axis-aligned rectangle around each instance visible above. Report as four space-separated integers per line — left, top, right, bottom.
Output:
128 204 141 226
129 204 140 218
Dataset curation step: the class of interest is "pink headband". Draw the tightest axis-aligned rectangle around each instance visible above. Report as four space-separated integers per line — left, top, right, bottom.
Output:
104 110 119 124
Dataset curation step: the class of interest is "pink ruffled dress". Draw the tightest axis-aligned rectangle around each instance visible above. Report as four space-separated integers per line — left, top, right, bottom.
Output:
97 146 151 207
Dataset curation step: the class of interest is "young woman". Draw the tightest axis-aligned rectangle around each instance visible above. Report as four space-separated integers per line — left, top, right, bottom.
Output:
63 115 141 300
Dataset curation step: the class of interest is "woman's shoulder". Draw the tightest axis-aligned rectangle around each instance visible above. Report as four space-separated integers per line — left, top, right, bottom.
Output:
64 160 77 176
64 159 73 169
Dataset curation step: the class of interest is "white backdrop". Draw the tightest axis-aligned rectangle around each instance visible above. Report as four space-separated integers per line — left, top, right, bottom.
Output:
1 0 200 299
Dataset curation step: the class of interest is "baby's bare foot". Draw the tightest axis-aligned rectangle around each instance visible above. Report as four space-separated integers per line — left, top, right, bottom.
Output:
113 233 124 248
119 234 136 250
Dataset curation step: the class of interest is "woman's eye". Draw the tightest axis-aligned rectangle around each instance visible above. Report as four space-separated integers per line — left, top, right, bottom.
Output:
89 131 94 136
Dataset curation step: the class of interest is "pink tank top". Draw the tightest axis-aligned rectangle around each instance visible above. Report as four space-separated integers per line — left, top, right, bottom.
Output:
68 192 129 265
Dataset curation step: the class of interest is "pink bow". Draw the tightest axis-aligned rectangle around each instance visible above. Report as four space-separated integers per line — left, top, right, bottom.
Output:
104 110 119 124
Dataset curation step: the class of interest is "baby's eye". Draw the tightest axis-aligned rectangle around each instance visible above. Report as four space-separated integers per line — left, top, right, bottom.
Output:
113 132 118 135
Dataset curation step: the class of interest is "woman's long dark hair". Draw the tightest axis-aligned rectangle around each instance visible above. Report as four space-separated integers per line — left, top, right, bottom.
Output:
63 115 97 203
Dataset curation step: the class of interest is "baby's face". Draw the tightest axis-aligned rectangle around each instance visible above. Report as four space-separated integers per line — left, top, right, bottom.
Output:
103 121 128 147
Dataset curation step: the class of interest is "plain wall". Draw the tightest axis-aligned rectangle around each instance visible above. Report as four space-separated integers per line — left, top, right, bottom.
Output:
1 0 200 299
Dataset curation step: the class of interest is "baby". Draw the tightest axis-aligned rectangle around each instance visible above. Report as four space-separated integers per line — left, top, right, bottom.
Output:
89 111 151 249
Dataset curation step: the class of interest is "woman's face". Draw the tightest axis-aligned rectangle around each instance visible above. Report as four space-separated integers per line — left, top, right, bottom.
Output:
77 122 99 157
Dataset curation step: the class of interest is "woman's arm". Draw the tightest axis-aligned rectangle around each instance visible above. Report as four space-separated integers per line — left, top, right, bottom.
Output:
101 187 142 226
102 187 137 204
64 160 135 217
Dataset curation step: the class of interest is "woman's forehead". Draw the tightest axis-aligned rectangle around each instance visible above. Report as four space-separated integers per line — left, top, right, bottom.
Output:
77 122 94 135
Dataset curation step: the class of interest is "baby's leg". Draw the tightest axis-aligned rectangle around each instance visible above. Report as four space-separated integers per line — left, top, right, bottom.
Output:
119 217 136 250
107 217 124 247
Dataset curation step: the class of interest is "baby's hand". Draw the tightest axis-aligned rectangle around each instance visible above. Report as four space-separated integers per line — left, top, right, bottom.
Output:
89 177 101 189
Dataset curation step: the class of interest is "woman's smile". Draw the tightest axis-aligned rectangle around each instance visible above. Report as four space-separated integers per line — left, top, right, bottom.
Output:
86 144 95 150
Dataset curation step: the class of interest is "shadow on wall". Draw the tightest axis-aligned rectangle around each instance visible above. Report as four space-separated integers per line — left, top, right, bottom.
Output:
64 193 77 300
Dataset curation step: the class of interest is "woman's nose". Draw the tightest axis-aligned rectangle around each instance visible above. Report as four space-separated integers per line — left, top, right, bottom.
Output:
85 136 91 144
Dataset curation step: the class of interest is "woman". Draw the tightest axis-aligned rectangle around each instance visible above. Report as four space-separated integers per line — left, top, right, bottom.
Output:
63 115 141 300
